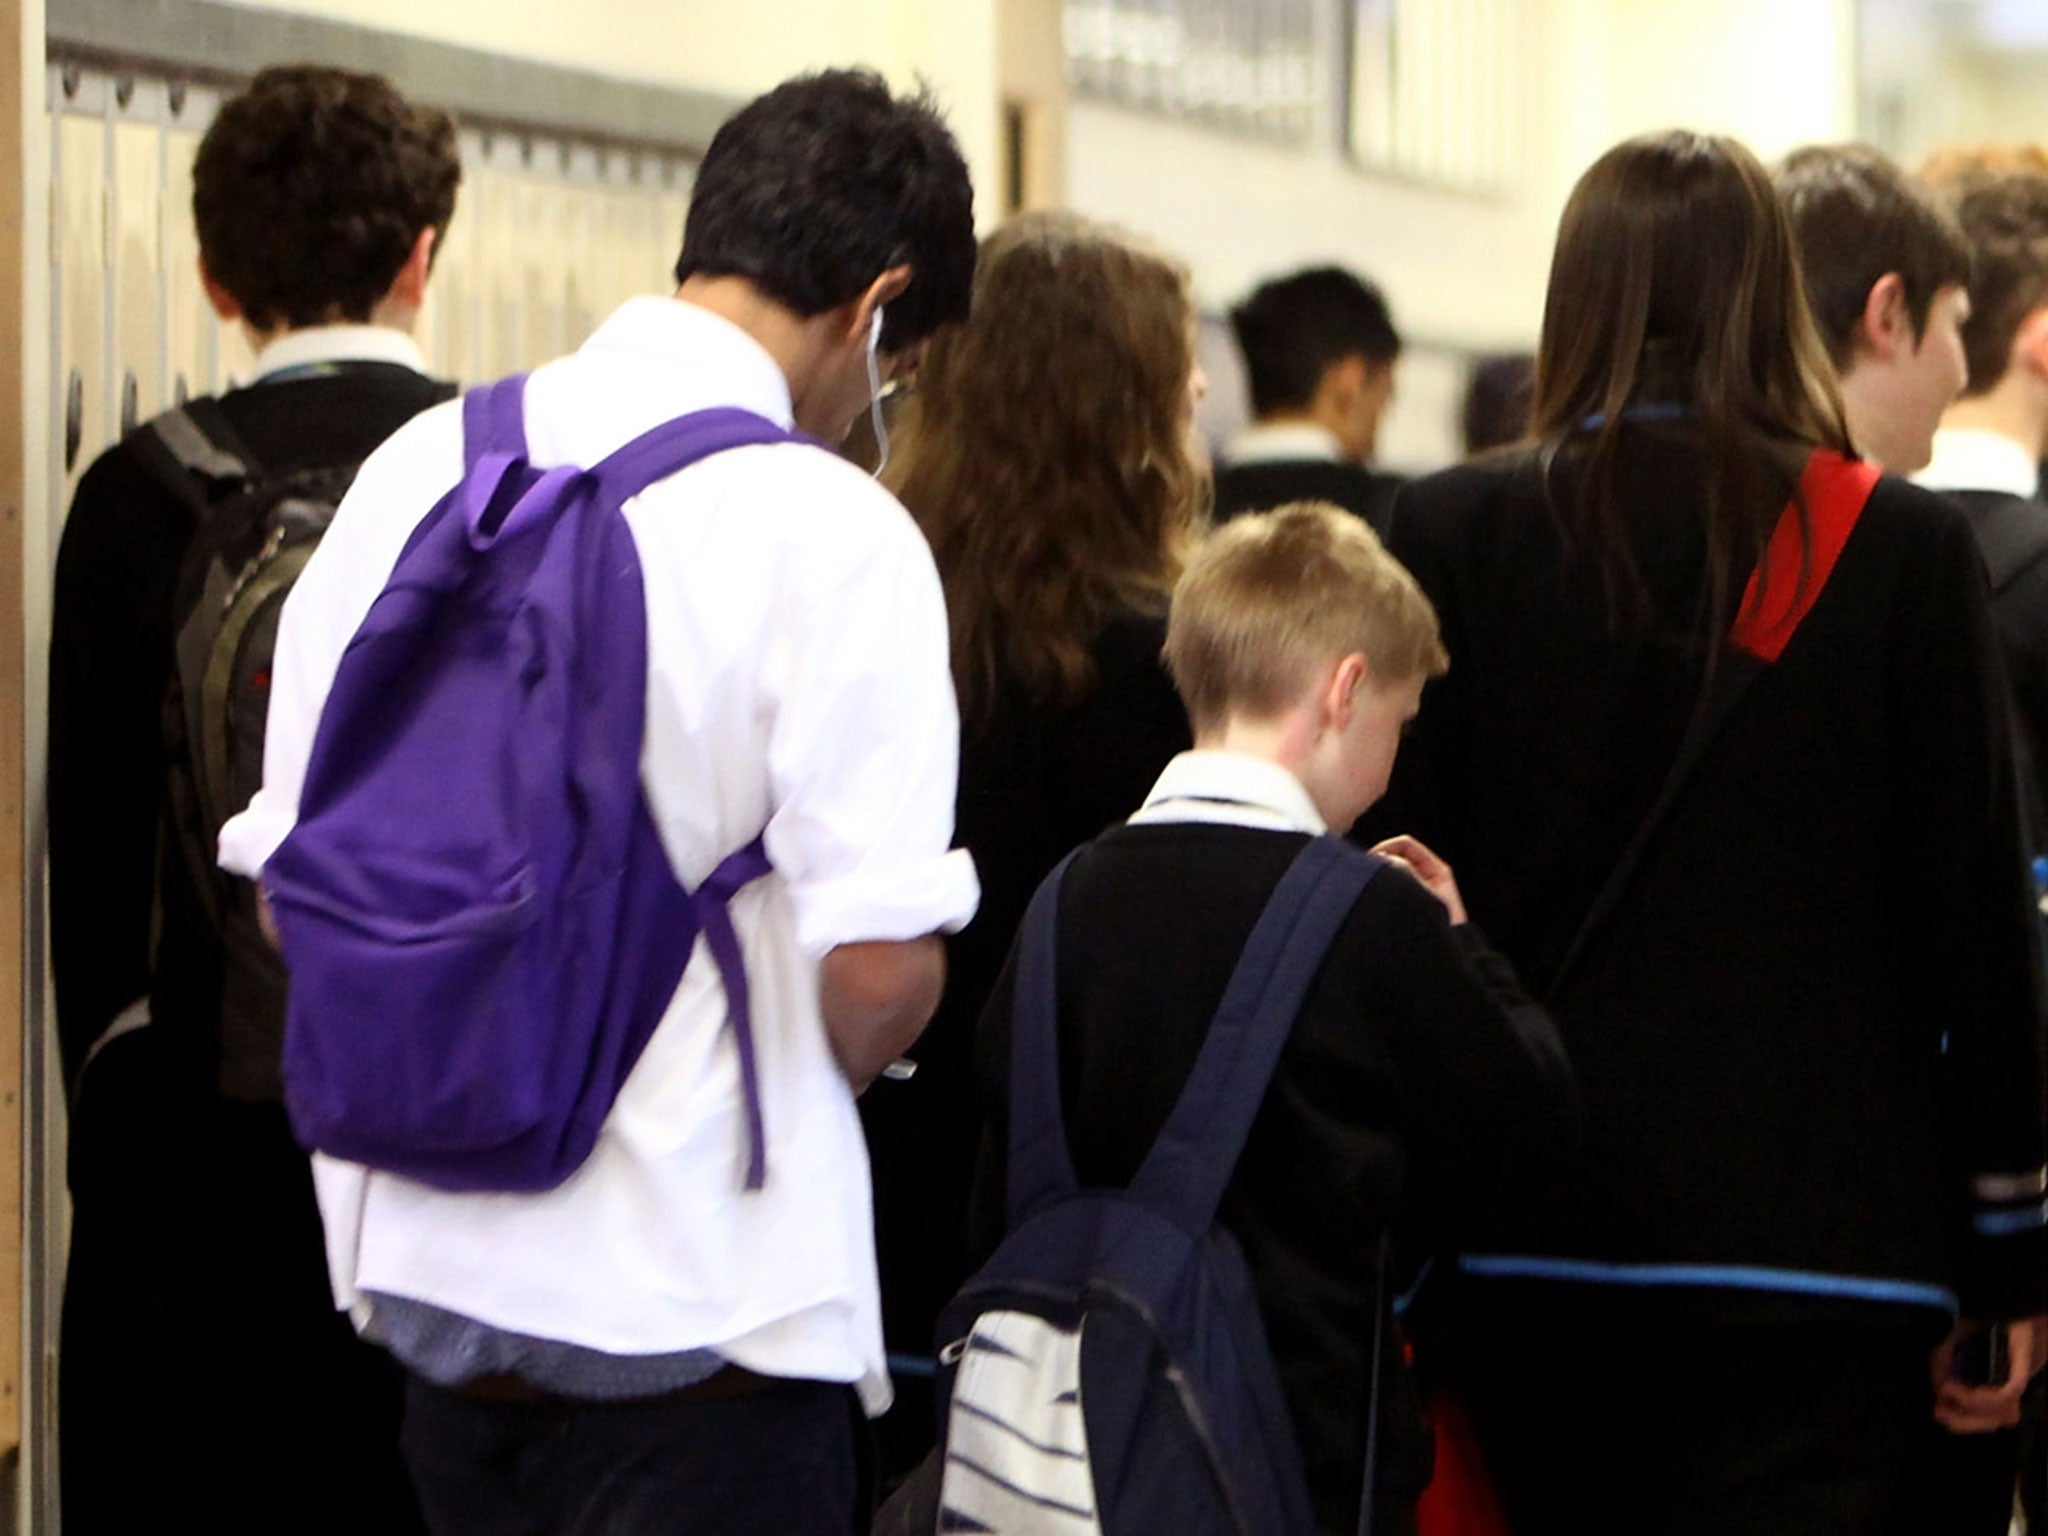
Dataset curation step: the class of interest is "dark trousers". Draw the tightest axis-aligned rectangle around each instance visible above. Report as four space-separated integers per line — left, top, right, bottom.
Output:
1451 1312 1939 1536
402 1374 866 1536
60 1026 423 1536
1914 1420 2017 1535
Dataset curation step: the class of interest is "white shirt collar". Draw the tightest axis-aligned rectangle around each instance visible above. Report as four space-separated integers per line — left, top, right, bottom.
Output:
1226 420 1345 467
1914 427 2042 500
251 324 428 381
576 296 796 429
1128 750 1328 834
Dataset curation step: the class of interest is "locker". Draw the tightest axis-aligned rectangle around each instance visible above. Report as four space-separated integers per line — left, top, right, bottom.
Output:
56 112 108 509
163 126 210 406
111 116 167 437
472 147 524 380
430 126 491 384
560 145 604 351
517 175 568 366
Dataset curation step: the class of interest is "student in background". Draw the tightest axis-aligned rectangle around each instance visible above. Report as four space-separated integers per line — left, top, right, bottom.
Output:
48 66 458 1536
1460 352 1535 455
1776 143 1973 475
1911 148 2048 1535
1216 265 1405 530
1914 151 2048 825
1379 130 2048 1535
217 70 980 1535
967 503 1575 1536
870 210 1203 1476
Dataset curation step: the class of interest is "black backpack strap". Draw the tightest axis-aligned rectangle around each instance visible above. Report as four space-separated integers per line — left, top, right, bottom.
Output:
1003 847 1088 1228
1546 449 1880 1001
129 397 262 520
1544 651 1762 1000
1129 836 1382 1234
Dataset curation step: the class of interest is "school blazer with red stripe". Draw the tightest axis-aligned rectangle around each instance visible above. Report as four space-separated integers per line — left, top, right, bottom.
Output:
1371 432 2048 1324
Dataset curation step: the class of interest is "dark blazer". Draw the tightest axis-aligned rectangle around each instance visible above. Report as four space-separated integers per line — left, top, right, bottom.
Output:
1375 433 2047 1325
1214 458 1403 535
1946 486 2048 838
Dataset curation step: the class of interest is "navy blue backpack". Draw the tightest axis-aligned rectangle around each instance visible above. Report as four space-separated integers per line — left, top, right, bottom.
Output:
925 835 1385 1536
263 375 803 1193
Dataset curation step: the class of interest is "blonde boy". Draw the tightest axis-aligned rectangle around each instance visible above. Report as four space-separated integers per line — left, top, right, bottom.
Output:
969 501 1575 1533
1167 499 1461 905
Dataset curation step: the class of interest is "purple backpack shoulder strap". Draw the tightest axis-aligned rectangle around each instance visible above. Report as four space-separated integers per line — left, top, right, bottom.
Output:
464 373 529 467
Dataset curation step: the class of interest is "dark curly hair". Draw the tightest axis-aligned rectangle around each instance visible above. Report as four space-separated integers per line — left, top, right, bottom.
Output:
193 65 460 331
675 70 974 352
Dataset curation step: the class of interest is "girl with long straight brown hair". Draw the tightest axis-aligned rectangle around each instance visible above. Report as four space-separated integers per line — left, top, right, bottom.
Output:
862 210 1204 1476
1376 131 2047 1534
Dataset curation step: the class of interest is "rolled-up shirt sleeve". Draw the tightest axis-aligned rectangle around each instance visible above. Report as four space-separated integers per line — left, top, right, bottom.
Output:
760 482 980 955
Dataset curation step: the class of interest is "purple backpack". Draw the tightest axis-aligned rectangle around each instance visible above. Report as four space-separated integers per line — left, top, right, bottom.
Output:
263 374 803 1193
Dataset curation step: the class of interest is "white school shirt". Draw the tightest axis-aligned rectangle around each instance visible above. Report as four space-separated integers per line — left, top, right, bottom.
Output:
1914 427 2043 500
1127 750 1329 834
249 323 428 380
1224 420 1345 467
218 296 981 1413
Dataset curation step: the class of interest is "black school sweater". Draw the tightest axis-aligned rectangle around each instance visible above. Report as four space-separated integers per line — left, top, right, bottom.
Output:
1213 458 1403 535
970 823 1577 1535
1373 432 2048 1325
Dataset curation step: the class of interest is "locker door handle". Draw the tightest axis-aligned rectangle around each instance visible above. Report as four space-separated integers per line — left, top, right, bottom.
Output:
120 370 138 436
64 370 82 471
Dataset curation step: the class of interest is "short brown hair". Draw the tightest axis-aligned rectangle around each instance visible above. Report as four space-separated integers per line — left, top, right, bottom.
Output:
1165 502 1447 730
1775 144 1970 370
194 66 460 331
1921 145 2048 396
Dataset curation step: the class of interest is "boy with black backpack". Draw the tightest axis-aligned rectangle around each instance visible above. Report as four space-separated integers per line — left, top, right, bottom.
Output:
47 65 458 1536
937 503 1577 1536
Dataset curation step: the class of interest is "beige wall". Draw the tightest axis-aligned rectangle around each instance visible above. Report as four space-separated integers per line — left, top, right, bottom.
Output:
214 0 1008 227
1592 0 1856 163
1065 0 1858 354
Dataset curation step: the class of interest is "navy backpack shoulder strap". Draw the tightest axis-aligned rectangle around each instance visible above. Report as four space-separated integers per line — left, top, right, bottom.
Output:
1004 847 1088 1228
1129 835 1382 1234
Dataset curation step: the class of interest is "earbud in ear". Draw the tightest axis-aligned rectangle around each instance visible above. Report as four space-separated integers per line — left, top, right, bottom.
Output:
870 307 885 352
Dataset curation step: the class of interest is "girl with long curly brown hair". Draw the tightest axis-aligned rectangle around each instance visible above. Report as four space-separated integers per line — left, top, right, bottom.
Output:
894 209 1208 716
863 210 1207 1477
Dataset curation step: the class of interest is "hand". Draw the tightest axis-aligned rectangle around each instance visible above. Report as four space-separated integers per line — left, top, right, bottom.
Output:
1931 1315 2048 1433
1368 835 1468 925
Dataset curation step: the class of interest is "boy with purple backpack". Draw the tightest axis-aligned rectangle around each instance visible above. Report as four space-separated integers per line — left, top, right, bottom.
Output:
217 70 980 1535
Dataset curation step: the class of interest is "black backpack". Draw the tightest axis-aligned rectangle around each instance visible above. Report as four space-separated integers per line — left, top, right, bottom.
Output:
909 835 1384 1536
133 397 391 1101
